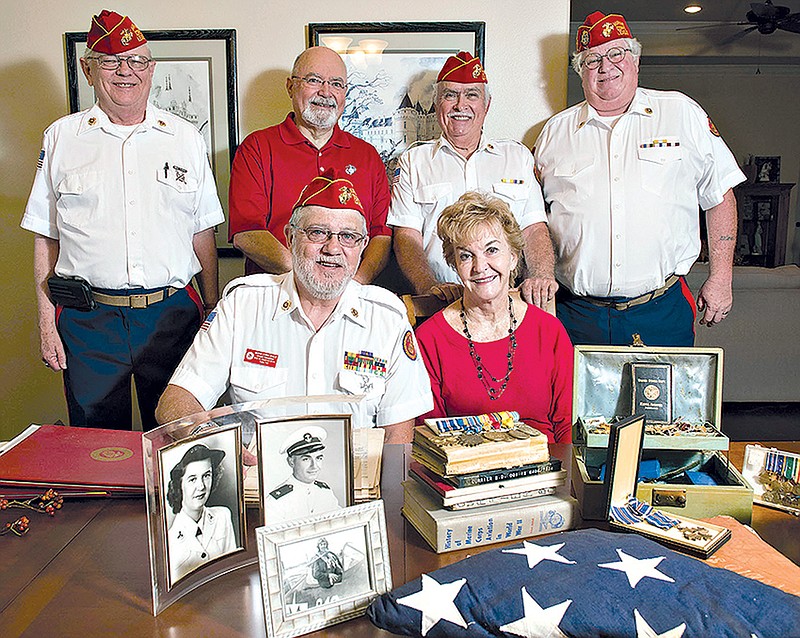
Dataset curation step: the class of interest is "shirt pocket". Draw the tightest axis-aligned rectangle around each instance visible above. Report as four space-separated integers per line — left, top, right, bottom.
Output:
56 171 102 228
637 138 683 197
491 181 529 207
337 368 386 400
156 166 200 219
549 155 595 202
229 365 288 401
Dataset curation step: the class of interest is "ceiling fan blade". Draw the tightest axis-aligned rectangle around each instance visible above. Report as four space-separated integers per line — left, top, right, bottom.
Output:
675 21 750 32
720 25 760 45
749 1 790 19
776 12 800 33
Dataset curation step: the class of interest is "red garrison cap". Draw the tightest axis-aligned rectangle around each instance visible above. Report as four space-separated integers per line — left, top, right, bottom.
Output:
436 51 487 84
576 11 633 53
87 10 147 54
293 173 365 215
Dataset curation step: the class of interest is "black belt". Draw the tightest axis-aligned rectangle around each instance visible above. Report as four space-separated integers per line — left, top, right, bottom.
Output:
577 275 681 311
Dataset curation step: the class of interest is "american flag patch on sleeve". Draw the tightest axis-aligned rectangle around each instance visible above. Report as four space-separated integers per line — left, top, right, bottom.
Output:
200 310 217 331
391 166 401 185
36 149 45 170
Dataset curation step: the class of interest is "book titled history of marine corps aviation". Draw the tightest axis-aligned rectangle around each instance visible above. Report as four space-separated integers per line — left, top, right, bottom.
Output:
402 479 578 553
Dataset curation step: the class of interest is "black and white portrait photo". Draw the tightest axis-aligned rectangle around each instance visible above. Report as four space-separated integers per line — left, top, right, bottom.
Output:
277 528 371 615
259 417 352 526
159 429 244 586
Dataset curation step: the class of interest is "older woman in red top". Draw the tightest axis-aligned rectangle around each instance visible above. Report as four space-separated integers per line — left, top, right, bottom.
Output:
415 191 573 443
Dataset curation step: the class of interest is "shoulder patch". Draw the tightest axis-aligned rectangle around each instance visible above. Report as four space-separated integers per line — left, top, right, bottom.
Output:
403 330 418 361
270 484 293 500
707 116 720 137
314 480 331 490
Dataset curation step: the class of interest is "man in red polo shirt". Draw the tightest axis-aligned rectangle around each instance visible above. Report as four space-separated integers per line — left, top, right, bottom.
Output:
228 46 391 281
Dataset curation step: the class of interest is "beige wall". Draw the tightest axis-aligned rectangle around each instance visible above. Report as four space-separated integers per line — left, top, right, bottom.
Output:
0 1 569 439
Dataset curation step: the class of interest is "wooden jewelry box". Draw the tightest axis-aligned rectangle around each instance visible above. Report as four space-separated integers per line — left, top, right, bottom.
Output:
570 345 753 523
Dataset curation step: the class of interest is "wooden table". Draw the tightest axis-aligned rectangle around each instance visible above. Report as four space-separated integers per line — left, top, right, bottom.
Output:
1 442 797 637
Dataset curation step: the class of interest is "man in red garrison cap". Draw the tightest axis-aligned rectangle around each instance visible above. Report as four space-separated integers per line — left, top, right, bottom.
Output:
534 11 744 346
157 172 433 445
388 51 557 309
21 10 223 430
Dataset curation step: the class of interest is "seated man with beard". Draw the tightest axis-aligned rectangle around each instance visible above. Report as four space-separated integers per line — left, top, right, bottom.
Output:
155 174 433 443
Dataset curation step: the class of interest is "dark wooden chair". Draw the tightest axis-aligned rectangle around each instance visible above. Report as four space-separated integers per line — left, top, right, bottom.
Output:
401 292 555 327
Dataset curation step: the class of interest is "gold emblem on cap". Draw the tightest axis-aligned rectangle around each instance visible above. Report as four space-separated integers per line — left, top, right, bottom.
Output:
602 22 614 37
472 63 484 78
645 107 653 114
88 117 97 126
338 186 362 208
158 120 166 127
282 300 291 310
120 28 133 46
350 308 359 318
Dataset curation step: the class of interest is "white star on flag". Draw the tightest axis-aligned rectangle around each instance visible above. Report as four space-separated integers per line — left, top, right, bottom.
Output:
598 549 675 588
500 587 571 638
396 573 468 636
503 541 576 569
634 609 686 637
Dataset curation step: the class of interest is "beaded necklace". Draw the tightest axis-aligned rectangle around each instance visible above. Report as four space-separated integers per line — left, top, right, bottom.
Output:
459 295 518 400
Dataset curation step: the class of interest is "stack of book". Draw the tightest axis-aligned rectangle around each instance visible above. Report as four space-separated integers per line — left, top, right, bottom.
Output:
403 412 578 553
353 427 385 503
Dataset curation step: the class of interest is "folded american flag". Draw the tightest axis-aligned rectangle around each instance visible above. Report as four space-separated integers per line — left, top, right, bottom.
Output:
368 527 800 637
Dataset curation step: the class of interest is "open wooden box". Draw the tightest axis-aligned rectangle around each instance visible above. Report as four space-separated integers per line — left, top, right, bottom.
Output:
603 415 731 559
571 345 753 523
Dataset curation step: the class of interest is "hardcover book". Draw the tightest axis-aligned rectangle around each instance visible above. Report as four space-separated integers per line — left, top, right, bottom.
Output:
402 479 578 553
0 424 144 493
631 362 673 424
412 425 549 476
438 458 562 488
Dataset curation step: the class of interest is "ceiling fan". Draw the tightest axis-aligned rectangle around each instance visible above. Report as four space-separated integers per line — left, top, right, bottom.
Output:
678 1 800 42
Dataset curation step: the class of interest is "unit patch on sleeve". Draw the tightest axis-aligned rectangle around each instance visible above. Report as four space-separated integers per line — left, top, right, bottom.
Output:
200 310 217 331
708 117 720 137
402 330 418 361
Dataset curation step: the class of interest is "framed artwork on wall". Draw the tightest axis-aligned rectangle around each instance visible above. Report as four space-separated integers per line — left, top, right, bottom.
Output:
753 156 781 184
64 29 239 254
307 21 485 170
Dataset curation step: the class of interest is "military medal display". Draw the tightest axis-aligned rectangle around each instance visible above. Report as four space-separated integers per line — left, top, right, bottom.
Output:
742 444 800 515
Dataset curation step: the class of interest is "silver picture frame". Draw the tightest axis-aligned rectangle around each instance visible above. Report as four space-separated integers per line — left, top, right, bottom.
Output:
256 500 391 638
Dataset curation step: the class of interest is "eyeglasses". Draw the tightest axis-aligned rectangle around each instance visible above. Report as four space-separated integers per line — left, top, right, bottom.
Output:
582 47 631 70
439 88 485 103
86 55 153 71
291 225 365 247
291 75 347 92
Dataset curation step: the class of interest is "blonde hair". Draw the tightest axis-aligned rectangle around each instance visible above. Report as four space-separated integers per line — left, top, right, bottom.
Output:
437 191 525 279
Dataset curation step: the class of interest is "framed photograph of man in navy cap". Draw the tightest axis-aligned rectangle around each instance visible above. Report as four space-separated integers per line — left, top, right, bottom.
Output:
157 425 246 588
257 415 353 526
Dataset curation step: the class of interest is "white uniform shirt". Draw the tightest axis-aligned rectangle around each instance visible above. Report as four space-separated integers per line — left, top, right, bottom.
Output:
534 88 745 298
168 272 433 428
21 103 224 289
387 135 547 283
263 474 340 523
167 506 236 583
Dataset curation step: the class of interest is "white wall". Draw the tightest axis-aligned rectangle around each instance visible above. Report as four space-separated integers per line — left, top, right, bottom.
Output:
0 1 569 438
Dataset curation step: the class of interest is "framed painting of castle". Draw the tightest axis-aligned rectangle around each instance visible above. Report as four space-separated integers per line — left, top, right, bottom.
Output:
64 29 239 254
308 22 485 170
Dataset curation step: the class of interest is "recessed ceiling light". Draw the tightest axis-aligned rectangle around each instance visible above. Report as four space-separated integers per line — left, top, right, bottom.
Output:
684 4 703 13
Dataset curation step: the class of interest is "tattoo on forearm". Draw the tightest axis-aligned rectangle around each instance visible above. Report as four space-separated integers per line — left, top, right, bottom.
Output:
719 236 735 241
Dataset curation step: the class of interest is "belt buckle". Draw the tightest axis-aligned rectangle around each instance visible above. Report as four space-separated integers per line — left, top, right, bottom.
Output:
130 294 148 309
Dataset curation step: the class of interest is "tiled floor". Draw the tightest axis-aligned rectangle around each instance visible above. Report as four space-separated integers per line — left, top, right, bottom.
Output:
722 403 800 442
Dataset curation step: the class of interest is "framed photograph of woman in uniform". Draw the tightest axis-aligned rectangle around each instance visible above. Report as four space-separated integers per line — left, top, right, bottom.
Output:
158 426 246 588
256 500 391 638
257 415 353 527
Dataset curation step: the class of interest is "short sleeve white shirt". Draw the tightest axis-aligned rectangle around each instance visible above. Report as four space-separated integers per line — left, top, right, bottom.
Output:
21 103 224 289
534 88 745 298
387 135 546 283
168 272 433 428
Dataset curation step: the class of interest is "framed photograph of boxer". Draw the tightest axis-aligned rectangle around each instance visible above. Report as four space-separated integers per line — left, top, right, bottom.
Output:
257 415 354 526
64 29 239 254
256 500 391 638
307 21 485 170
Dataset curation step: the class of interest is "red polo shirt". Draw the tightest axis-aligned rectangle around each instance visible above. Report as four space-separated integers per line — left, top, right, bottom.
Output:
228 113 391 274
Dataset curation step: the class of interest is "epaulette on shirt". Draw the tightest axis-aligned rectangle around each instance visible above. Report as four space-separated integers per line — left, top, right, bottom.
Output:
270 484 293 500
314 480 331 489
222 273 283 298
359 284 407 317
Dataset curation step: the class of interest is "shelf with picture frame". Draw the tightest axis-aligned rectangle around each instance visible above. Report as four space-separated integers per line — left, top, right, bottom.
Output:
733 181 795 267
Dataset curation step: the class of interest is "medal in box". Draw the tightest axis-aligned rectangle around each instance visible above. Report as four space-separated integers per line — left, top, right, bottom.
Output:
570 345 753 523
603 414 731 559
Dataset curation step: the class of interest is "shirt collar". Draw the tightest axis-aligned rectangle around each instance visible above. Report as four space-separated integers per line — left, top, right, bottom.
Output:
274 272 366 328
77 102 175 136
576 88 651 130
278 112 350 149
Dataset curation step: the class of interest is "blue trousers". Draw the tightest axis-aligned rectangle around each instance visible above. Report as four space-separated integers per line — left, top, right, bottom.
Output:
56 287 201 430
555 277 696 347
